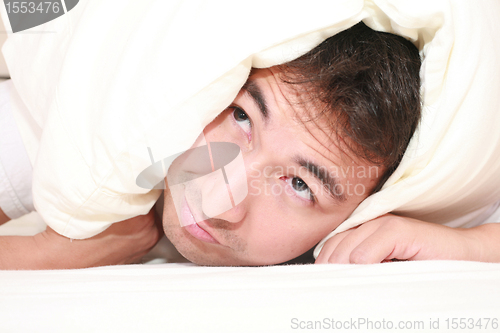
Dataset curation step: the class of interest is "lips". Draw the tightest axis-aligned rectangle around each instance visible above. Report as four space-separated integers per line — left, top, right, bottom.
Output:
180 196 219 244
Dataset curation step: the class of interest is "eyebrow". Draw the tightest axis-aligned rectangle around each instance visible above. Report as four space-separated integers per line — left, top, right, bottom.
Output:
294 156 347 203
242 80 269 122
242 78 345 203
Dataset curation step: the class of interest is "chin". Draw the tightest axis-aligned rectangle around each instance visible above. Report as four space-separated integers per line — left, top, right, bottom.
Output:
163 226 281 266
175 245 252 266
163 225 239 266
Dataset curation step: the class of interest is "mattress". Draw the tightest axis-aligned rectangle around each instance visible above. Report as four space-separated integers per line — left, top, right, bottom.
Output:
1 260 499 332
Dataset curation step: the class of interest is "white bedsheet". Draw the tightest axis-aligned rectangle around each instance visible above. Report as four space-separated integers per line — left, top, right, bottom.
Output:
3 217 498 332
1 261 499 332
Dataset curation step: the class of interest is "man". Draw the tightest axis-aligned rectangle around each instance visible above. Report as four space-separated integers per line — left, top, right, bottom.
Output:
0 23 424 268
160 22 423 266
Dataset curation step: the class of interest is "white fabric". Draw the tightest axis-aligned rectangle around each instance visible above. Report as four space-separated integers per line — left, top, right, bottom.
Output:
1 261 500 332
0 80 34 219
0 14 9 79
315 0 500 256
0 0 365 239
1 215 498 332
1 0 500 262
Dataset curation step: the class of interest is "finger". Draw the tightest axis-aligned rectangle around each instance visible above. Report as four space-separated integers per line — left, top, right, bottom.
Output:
348 221 417 263
324 223 381 264
315 230 351 264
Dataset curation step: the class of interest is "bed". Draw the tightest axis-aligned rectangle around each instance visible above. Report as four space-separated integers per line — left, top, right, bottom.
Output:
1 215 500 332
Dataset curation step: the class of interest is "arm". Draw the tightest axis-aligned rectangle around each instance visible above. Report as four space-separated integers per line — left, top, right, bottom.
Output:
0 207 10 226
0 209 162 270
315 214 500 264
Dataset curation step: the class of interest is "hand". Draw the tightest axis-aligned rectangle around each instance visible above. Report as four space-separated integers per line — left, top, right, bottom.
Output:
315 214 485 264
38 208 163 268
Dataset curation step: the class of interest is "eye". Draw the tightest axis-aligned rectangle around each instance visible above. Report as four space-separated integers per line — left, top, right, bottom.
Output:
283 177 314 202
231 106 252 136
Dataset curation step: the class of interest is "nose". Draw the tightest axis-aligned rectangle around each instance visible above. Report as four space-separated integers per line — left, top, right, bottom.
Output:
198 142 248 223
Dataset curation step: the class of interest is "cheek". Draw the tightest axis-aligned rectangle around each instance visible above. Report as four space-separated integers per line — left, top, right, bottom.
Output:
244 203 328 263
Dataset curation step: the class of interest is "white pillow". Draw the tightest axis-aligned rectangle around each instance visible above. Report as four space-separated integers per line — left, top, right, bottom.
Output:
0 14 9 78
1 0 363 238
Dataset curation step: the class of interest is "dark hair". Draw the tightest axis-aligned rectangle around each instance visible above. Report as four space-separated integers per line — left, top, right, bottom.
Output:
278 22 422 192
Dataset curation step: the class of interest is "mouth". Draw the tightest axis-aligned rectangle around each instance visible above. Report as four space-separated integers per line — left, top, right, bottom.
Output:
180 195 219 244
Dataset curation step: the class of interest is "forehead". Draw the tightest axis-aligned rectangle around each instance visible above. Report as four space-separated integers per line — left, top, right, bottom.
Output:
245 68 364 167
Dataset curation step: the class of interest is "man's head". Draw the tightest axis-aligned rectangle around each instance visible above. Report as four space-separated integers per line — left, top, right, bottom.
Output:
162 22 421 266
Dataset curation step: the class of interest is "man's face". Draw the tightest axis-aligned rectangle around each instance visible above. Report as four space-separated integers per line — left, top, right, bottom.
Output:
162 68 382 266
